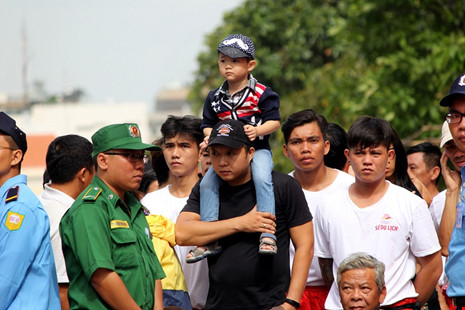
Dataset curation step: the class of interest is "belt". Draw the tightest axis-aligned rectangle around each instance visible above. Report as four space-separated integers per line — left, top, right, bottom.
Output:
381 302 420 310
452 296 465 306
384 303 420 310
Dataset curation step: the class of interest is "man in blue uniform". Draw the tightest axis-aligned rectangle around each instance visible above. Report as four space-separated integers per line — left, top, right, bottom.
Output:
0 112 60 309
439 73 465 309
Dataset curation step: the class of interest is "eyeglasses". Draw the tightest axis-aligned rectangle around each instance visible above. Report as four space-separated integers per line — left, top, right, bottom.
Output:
0 145 17 151
104 152 149 164
446 111 465 124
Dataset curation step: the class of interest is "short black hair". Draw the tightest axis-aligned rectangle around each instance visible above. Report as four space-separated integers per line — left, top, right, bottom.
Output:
281 109 329 144
407 142 442 184
160 115 203 146
46 134 93 184
406 142 442 170
138 167 157 194
348 117 419 193
324 123 348 170
150 138 170 187
347 116 391 150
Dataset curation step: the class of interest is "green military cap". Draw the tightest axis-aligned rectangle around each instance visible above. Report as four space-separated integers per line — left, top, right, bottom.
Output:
91 123 160 157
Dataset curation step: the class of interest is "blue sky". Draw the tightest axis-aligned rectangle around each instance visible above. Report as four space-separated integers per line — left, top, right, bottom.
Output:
0 0 243 107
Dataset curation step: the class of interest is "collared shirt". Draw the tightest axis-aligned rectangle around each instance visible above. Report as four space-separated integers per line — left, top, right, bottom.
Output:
201 74 280 150
39 183 75 283
60 176 165 310
0 175 60 309
216 74 258 107
445 165 465 296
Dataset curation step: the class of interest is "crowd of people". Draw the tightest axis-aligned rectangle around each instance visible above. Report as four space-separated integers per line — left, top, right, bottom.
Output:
1 33 465 310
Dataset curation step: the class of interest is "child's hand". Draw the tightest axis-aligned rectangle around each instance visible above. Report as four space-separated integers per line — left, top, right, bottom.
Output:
199 135 210 152
243 125 257 142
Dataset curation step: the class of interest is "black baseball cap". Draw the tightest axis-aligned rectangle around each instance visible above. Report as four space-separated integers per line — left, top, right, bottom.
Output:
207 120 251 149
0 112 27 154
439 73 465 107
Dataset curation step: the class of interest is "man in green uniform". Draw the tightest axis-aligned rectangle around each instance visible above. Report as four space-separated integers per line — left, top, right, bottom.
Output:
60 123 165 310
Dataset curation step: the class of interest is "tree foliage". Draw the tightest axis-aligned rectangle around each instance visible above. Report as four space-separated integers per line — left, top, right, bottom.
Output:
189 0 465 172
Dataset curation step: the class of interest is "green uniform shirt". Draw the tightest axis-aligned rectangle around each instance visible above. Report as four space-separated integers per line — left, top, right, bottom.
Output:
60 176 165 310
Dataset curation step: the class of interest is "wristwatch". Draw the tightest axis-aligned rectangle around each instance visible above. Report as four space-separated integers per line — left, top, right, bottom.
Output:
285 298 300 309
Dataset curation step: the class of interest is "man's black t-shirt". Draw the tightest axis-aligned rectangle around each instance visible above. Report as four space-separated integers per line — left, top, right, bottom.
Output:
182 171 312 310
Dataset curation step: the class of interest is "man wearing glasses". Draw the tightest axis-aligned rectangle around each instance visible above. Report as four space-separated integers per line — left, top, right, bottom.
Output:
439 73 465 310
60 123 166 310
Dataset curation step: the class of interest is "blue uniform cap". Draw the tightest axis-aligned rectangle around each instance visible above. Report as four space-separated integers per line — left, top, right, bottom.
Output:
0 112 27 154
440 73 465 107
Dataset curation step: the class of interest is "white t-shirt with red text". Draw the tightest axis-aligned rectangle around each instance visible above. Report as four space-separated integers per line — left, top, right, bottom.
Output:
315 181 440 309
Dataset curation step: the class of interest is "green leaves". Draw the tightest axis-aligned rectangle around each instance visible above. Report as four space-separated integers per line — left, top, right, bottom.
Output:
189 0 465 172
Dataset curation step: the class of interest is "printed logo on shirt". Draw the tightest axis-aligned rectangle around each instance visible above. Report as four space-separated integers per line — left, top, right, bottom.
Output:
5 211 24 231
381 214 392 220
375 213 399 232
110 220 129 229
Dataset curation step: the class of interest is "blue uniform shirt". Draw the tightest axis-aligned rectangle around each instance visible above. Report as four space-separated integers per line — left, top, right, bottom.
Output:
445 165 465 297
0 174 60 309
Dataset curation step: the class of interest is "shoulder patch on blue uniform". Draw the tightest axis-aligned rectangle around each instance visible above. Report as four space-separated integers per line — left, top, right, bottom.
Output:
82 187 102 201
5 186 19 203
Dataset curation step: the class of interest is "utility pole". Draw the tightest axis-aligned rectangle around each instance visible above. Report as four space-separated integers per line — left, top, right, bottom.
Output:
21 19 29 108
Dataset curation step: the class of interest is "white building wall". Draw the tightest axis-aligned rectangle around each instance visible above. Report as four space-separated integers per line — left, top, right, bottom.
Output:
24 101 154 141
11 101 157 193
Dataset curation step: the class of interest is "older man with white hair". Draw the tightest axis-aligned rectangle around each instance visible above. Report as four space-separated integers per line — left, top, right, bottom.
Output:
337 252 387 310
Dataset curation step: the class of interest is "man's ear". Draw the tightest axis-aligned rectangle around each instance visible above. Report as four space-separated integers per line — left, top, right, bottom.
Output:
283 143 289 158
379 286 387 304
344 149 350 164
76 168 86 182
10 149 23 166
387 148 395 161
247 147 255 162
431 166 441 183
197 148 203 163
96 153 109 171
324 140 330 156
77 167 94 183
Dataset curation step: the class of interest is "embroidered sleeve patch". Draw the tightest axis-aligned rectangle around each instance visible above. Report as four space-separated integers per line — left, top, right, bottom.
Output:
5 211 24 231
110 220 129 229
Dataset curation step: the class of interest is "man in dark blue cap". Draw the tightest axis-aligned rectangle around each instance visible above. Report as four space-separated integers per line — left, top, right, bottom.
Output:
438 73 465 309
0 112 60 309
